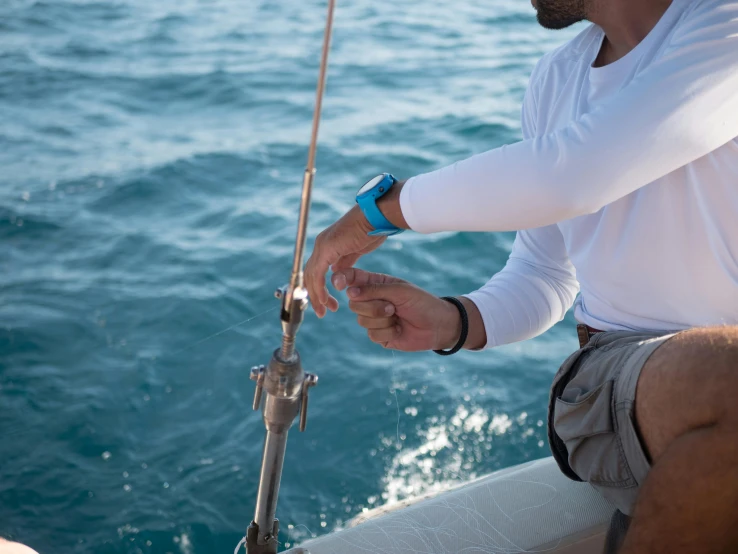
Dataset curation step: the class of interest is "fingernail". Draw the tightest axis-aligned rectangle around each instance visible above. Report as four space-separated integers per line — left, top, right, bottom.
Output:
332 274 347 290
347 287 360 298
385 304 395 315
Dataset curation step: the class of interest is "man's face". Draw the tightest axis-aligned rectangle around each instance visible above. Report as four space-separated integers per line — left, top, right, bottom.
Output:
532 0 586 29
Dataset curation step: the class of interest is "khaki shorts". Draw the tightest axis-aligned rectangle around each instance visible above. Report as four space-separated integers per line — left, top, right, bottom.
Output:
548 330 678 516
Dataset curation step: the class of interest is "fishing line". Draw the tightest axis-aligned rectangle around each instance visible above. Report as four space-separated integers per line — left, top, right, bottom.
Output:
166 306 278 358
391 349 401 445
290 524 318 543
125 305 279 370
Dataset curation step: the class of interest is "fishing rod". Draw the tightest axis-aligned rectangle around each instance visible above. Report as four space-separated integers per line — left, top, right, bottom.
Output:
243 1 336 552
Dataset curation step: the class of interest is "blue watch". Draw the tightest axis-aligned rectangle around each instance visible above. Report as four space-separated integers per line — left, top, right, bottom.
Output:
356 173 404 237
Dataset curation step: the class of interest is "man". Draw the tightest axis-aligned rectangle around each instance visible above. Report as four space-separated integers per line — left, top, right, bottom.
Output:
305 0 738 552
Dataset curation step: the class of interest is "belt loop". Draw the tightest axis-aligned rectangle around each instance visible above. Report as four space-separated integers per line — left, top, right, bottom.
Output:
576 324 590 348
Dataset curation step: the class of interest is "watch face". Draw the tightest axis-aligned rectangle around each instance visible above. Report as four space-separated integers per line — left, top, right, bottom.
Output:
358 174 385 196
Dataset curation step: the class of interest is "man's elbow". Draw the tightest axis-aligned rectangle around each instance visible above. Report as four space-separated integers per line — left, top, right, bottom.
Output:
540 183 604 222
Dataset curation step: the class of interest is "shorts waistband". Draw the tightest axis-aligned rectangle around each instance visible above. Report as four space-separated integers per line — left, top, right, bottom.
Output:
577 324 604 348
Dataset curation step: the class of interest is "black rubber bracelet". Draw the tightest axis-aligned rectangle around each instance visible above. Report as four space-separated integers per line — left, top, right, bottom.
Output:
433 296 468 356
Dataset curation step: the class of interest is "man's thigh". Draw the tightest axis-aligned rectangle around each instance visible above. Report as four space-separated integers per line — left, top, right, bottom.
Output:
548 329 677 515
634 325 738 463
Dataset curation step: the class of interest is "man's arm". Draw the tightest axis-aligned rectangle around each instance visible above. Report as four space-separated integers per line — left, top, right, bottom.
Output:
370 55 577 350
450 55 579 350
441 225 579 351
383 0 738 233
335 224 577 351
463 224 579 349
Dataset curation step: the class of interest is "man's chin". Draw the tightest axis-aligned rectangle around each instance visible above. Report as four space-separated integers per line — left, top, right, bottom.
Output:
536 12 583 30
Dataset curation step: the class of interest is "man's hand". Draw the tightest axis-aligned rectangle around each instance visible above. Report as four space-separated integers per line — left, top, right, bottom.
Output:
305 206 387 317
305 179 409 318
331 268 464 352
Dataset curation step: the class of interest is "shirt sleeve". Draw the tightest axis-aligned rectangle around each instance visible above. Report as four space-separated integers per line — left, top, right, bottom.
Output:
464 224 579 349
400 0 738 233
462 75 580 350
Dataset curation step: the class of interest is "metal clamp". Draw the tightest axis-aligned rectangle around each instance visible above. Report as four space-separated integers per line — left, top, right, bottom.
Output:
250 365 266 411
275 284 309 362
299 373 319 432
246 519 279 554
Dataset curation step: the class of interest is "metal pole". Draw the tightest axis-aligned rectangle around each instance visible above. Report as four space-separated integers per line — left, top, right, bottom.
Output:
290 0 337 283
281 0 337 362
254 430 289 532
245 1 336 551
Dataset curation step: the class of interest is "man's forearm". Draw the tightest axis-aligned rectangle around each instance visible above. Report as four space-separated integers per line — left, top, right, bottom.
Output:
436 295 487 351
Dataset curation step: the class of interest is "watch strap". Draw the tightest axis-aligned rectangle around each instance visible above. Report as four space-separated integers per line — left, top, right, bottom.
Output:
361 195 400 235
357 174 403 236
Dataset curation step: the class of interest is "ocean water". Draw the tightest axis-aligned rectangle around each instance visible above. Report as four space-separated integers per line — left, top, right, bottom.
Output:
0 1 583 552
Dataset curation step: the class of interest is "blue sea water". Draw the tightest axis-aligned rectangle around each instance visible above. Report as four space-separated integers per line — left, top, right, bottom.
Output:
0 1 583 552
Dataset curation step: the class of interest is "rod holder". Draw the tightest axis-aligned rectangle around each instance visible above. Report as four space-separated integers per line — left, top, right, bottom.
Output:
246 520 279 554
246 348 317 553
244 0 336 551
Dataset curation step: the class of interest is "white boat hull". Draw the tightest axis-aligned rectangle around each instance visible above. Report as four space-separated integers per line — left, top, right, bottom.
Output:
286 457 615 553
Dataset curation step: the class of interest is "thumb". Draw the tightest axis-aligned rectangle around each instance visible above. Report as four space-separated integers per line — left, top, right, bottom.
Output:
332 268 403 291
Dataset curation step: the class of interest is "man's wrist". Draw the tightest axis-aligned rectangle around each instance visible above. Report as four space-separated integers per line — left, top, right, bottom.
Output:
351 204 376 235
376 179 409 230
436 297 463 351
435 296 486 351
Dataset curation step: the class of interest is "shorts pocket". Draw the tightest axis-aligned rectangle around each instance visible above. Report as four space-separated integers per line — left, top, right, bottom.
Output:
553 379 635 487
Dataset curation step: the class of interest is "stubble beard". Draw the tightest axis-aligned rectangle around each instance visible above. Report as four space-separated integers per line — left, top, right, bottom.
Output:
535 0 587 29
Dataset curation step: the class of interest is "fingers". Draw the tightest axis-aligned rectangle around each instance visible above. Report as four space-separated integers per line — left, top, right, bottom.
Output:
357 315 395 330
305 255 329 317
349 298 400 346
324 295 339 313
367 324 402 345
305 234 340 318
345 282 408 305
331 268 401 292
349 299 395 318
350 301 401 347
331 252 363 272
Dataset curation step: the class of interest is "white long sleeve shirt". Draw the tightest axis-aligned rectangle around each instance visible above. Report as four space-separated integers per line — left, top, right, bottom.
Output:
399 0 738 347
